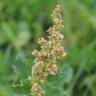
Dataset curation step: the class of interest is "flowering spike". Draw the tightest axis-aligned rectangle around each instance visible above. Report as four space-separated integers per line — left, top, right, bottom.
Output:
31 4 66 96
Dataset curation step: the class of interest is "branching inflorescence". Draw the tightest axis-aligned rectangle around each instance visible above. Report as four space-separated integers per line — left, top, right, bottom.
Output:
31 4 66 96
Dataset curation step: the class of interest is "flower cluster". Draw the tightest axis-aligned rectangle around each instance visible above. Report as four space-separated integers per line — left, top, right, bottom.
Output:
31 4 66 96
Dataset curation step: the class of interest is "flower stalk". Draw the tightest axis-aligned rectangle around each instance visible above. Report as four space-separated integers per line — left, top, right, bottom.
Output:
31 4 66 96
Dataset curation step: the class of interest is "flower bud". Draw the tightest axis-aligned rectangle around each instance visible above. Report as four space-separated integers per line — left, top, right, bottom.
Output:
50 64 58 75
56 47 64 55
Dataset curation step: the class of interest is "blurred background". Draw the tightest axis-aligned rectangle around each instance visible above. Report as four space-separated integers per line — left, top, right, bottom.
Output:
0 0 96 96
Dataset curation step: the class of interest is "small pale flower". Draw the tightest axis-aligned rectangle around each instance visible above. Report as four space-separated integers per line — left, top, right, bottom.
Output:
50 64 58 75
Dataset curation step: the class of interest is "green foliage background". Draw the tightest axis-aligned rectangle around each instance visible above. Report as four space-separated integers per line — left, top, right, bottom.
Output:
0 0 96 96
